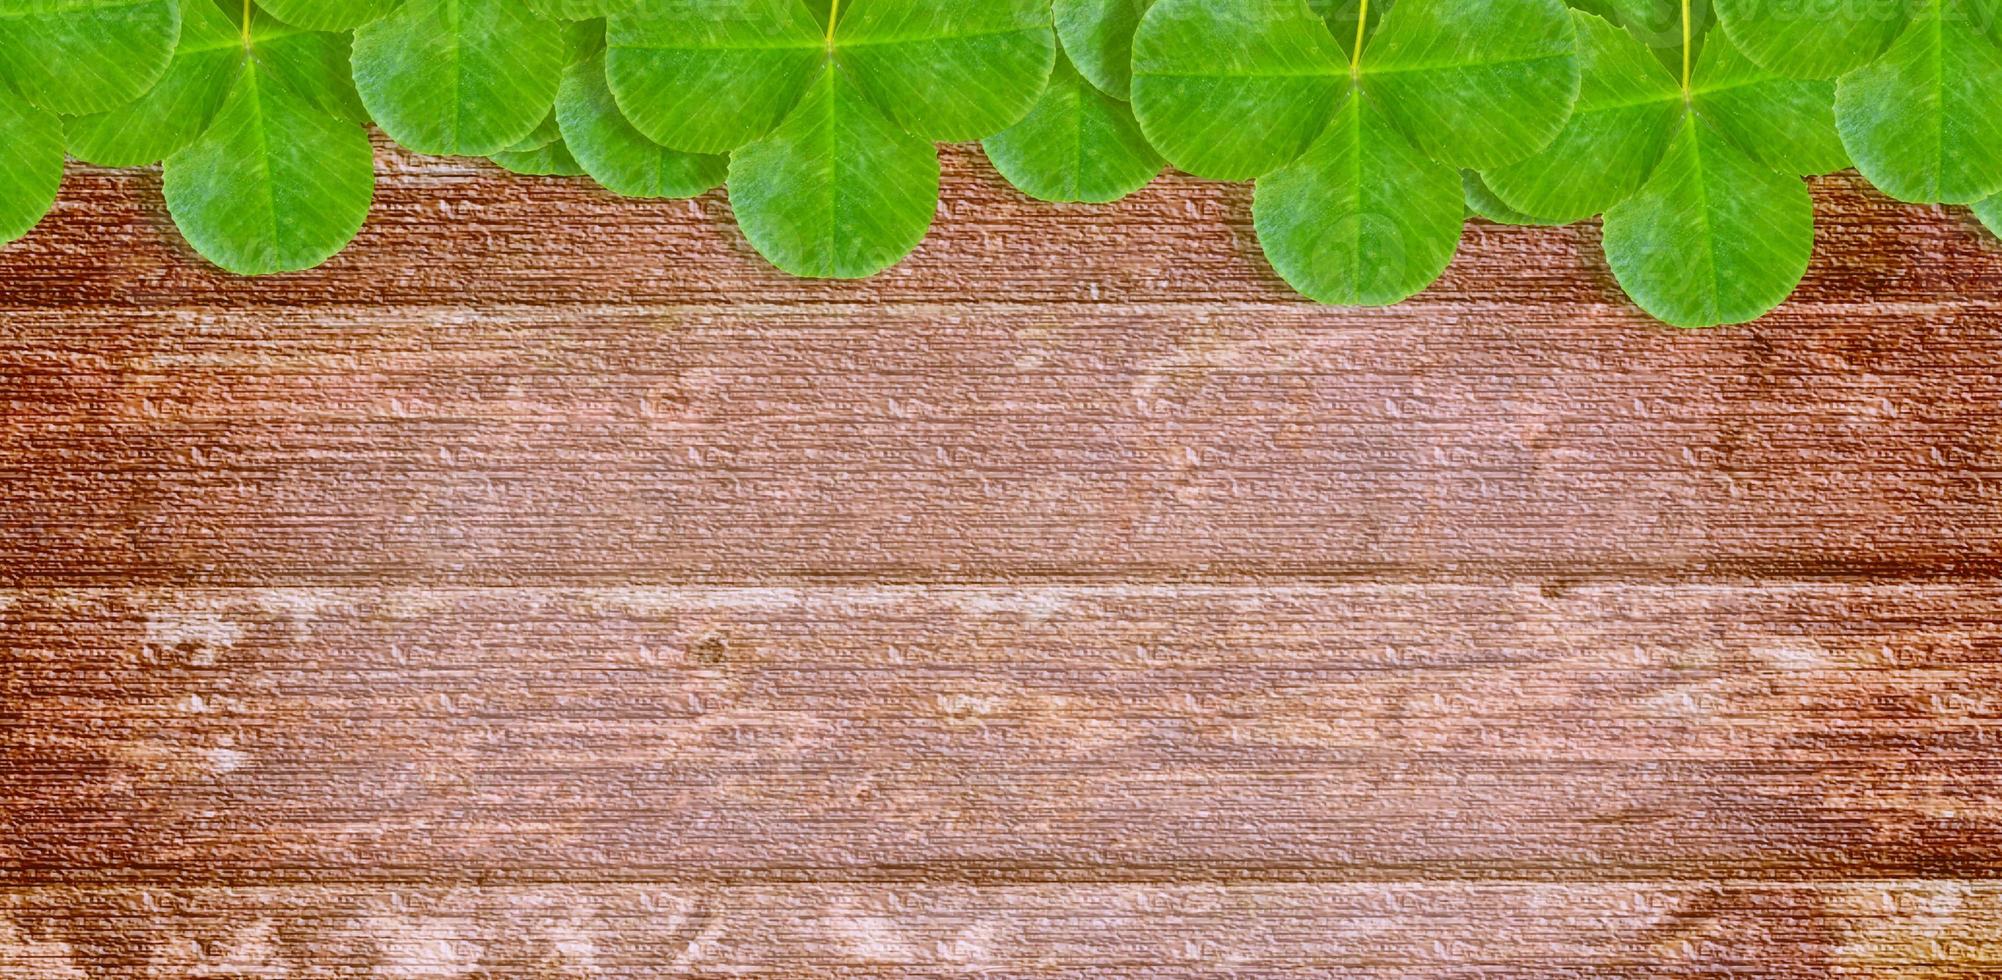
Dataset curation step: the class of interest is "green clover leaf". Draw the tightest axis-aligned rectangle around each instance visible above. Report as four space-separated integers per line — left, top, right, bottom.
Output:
73 0 369 166
0 0 181 114
727 64 939 278
1129 0 1349 182
1463 170 1569 226
1253 90 1464 304
505 112 563 153
610 0 1054 278
607 0 1054 153
983 51 1163 204
1054 0 1153 99
491 137 587 175
254 0 398 30
556 51 728 198
1308 0 1390 60
65 0 240 167
1479 9 1681 224
525 0 635 20
160 1 374 275
1975 194 2002 238
1711 0 1906 79
1597 0 1710 69
1471 6 1819 326
1603 108 1812 328
351 0 567 156
1691 26 1846 177
606 0 828 155
1131 0 1581 305
0 85 63 245
1363 0 1581 170
252 8 371 123
833 1 1054 141
1835 0 2002 205
985 8 1162 205
1484 6 1840 219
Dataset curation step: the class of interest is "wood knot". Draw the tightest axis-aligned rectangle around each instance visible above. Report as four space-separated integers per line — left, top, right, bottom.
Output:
690 634 729 666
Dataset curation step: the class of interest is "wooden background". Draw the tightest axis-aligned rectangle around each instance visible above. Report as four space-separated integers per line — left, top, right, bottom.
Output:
5 143 2002 976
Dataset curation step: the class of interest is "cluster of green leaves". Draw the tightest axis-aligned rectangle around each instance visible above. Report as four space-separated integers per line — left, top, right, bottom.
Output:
603 0 1057 277
1462 0 1839 326
0 0 1998 327
1131 0 1584 307
1469 0 2002 324
0 0 378 274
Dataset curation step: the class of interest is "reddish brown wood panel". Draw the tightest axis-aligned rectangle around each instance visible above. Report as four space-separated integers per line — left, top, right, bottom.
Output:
5 883 1999 976
4 145 2002 975
6 584 2002 884
2 154 2000 585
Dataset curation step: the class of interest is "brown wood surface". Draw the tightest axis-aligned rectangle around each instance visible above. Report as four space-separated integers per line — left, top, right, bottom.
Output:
3 144 2002 975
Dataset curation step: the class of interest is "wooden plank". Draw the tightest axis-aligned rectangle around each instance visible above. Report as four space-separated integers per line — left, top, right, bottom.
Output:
7 584 1999 882
5 288 2002 584
4 150 2001 584
0 882 1995 976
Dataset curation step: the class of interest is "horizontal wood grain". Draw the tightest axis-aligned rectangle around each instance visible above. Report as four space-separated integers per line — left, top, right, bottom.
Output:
7 584 1999 883
7 145 2002 974
3 150 2001 589
5 296 2002 584
8 881 1999 977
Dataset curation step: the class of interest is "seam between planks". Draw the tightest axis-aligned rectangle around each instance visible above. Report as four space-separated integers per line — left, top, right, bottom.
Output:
10 562 2002 588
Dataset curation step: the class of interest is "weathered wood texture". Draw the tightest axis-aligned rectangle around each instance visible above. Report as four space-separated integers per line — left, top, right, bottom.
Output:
8 583 2002 883
4 883 2001 976
4 145 2002 975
